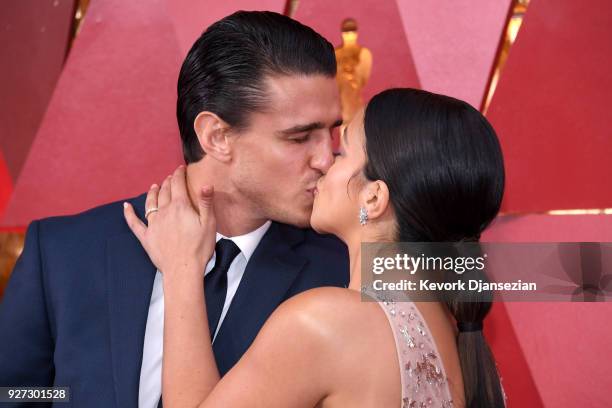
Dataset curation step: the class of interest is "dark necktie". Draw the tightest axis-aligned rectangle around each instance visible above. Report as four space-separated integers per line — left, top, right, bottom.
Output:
157 239 240 408
205 238 241 339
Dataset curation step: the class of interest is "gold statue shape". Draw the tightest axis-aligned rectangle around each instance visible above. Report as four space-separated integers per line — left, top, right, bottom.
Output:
335 18 372 126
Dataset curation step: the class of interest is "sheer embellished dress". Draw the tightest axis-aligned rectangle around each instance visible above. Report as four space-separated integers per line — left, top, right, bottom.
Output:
370 291 455 408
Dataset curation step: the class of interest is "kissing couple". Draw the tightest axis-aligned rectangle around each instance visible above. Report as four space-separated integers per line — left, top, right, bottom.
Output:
0 11 506 408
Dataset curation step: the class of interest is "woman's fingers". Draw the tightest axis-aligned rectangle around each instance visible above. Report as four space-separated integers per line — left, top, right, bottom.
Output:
158 174 172 207
198 185 215 226
170 166 189 202
123 202 147 244
145 184 159 221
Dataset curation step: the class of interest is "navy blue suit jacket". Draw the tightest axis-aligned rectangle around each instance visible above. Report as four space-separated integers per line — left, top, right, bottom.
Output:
0 194 349 407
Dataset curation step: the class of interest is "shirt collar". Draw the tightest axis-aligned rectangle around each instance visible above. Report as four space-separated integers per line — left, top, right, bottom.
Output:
215 220 272 263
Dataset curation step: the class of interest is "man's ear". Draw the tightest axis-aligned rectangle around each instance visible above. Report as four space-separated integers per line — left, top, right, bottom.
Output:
194 111 232 162
361 180 391 221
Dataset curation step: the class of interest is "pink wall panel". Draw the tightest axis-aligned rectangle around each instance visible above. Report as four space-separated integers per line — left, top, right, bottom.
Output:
2 0 185 227
483 214 612 407
485 303 544 407
504 302 612 407
0 0 76 182
0 150 13 219
486 0 612 213
165 0 285 58
293 0 420 103
483 214 612 243
396 0 511 108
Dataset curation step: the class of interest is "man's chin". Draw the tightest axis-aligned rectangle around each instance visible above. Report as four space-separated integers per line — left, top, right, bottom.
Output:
288 211 312 228
271 207 312 229
292 218 312 229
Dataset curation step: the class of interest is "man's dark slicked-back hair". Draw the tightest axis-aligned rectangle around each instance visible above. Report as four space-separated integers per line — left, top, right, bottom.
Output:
177 11 337 163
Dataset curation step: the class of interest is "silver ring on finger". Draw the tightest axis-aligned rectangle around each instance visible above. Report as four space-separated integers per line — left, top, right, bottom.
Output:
145 207 159 219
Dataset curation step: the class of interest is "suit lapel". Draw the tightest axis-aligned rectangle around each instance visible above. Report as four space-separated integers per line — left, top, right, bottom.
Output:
212 222 307 374
106 194 157 407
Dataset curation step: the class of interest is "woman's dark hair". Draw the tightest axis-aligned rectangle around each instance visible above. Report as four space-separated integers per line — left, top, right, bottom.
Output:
177 11 336 163
363 88 506 407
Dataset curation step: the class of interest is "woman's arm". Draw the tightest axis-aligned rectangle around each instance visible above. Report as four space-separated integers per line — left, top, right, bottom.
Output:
158 259 338 408
162 279 339 408
196 289 340 408
162 265 219 407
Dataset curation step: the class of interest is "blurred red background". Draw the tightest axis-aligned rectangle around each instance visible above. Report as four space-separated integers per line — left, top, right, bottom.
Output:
1 0 610 406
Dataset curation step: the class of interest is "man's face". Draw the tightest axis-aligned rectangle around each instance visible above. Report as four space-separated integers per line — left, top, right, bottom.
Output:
229 74 342 228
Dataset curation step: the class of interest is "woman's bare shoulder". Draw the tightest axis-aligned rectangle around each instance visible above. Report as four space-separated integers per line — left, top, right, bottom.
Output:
281 287 380 317
271 287 392 346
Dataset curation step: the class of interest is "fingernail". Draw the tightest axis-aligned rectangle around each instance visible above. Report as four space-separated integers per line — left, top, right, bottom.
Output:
123 202 128 209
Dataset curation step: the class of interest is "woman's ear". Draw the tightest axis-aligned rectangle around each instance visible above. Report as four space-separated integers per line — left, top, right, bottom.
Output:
194 111 232 162
361 180 391 221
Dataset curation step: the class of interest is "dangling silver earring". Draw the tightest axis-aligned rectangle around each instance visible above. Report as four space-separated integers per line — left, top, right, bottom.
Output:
359 206 368 225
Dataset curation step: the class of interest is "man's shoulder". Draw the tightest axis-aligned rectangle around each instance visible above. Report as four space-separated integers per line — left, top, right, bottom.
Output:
302 228 347 255
274 222 347 256
272 222 349 287
33 193 146 241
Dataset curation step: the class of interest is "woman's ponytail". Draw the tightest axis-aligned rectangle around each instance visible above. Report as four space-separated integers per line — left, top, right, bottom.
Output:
363 88 507 407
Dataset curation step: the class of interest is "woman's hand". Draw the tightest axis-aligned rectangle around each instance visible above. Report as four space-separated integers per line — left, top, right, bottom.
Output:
123 165 216 281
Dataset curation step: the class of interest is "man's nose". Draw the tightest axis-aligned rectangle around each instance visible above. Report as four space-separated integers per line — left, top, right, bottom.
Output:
310 134 334 173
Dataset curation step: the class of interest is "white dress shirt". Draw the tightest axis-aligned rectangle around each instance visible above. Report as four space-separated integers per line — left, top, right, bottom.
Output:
137 220 272 408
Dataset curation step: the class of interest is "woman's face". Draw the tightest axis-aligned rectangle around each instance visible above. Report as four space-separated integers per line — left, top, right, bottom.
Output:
311 109 367 240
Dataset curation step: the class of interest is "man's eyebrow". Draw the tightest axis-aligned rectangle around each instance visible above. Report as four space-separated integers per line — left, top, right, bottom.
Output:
278 119 343 135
